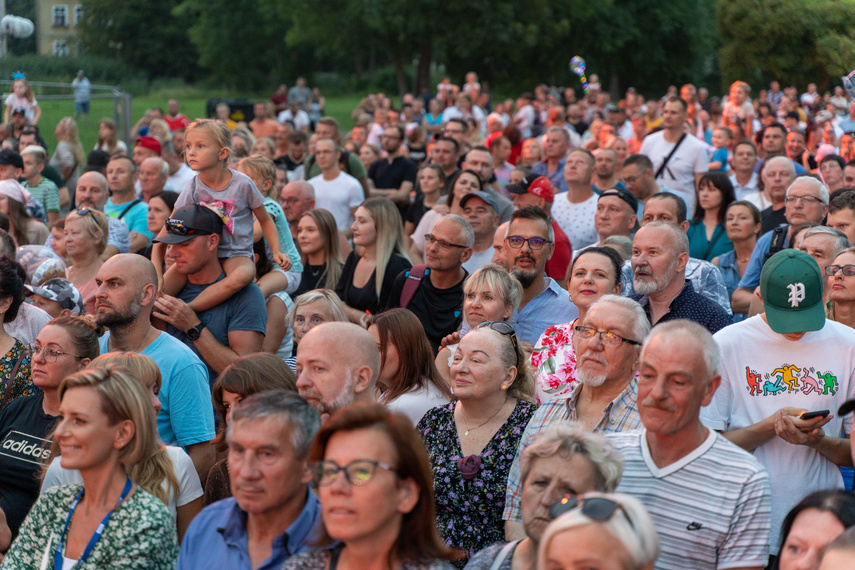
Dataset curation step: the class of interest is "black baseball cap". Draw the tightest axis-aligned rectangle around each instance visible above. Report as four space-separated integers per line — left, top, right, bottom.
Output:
598 188 639 214
0 149 23 169
153 204 223 245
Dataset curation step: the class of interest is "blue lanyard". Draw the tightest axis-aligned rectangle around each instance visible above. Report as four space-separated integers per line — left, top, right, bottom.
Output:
54 476 133 569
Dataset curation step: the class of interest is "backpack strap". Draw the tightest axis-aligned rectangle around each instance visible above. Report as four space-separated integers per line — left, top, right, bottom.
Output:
118 198 142 220
399 264 428 308
762 224 789 266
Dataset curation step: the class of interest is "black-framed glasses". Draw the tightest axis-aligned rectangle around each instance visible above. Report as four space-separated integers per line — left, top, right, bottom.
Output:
784 195 824 205
507 235 552 250
549 494 635 530
475 321 520 370
313 459 397 487
826 264 855 277
165 218 213 237
574 325 641 347
425 234 468 251
29 343 80 363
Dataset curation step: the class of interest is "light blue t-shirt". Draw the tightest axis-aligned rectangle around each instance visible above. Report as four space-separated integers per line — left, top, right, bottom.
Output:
105 197 153 243
263 197 302 273
99 331 214 447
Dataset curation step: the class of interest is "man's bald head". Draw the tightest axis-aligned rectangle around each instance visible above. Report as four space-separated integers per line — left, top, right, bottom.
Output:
106 253 158 292
295 322 380 415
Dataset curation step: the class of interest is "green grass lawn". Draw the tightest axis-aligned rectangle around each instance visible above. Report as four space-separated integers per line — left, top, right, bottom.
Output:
34 93 367 154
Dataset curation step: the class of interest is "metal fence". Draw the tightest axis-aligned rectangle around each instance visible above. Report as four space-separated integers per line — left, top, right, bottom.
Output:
0 79 132 142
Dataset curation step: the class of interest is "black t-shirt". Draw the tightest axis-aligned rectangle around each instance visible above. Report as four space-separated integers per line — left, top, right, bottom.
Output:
369 156 418 217
760 206 788 235
295 263 327 296
336 252 412 315
275 155 304 171
0 392 58 538
390 268 467 353
406 195 430 230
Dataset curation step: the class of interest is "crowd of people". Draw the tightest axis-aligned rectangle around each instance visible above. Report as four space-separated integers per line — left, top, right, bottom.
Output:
0 70 855 569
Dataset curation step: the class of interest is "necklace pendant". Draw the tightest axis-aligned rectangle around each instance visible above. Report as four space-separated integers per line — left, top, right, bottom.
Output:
464 430 469 436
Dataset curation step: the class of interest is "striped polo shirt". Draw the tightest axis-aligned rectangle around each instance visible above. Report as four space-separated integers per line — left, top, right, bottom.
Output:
608 429 771 570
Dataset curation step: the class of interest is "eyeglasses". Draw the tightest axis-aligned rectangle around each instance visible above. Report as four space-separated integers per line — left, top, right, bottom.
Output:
425 234 468 251
74 208 93 217
507 235 552 250
29 343 80 363
475 321 521 370
784 195 824 205
314 459 397 487
826 264 855 277
549 495 635 530
165 218 212 236
574 325 641 347
280 198 304 206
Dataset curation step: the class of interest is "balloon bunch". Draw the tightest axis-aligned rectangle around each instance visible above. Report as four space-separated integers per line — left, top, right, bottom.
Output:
570 56 588 95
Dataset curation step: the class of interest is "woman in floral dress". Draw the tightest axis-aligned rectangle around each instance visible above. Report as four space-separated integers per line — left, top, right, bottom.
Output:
531 247 623 403
418 322 537 567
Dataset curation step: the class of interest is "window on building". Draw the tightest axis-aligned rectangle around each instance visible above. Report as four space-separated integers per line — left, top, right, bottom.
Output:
53 41 70 57
52 5 69 27
74 5 84 26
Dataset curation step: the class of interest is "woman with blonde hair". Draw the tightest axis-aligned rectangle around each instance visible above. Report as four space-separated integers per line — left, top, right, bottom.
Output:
147 118 172 145
418 322 537 564
3 366 179 567
95 118 128 155
250 137 276 159
286 289 349 370
336 197 411 324
435 264 522 385
538 492 659 570
295 209 345 295
64 208 108 315
41 352 204 542
205 353 298 505
51 116 85 198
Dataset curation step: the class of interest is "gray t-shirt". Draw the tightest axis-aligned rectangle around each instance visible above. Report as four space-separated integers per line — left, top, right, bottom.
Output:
174 169 264 258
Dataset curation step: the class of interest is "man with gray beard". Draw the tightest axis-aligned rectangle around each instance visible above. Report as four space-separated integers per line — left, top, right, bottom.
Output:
502 295 648 539
630 221 731 334
294 321 379 421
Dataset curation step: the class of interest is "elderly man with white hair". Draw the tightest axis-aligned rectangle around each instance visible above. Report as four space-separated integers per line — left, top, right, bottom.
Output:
503 294 650 539
609 320 771 570
138 156 171 202
732 176 830 314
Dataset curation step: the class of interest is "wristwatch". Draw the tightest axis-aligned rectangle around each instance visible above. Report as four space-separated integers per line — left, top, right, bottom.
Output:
187 321 207 340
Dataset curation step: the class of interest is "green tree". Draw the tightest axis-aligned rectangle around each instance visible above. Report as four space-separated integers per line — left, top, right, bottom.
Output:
718 0 855 90
78 0 199 81
176 0 302 90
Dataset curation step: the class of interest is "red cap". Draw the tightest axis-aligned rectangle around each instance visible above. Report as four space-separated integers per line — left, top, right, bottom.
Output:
135 136 162 156
527 176 555 202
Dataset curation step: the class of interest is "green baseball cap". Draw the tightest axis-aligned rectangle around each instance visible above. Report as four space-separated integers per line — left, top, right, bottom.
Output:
760 249 825 334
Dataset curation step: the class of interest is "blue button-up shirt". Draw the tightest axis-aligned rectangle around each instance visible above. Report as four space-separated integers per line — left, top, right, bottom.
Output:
176 489 322 570
514 277 579 345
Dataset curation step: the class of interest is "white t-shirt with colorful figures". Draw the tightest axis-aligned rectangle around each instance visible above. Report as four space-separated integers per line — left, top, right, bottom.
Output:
701 315 855 553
